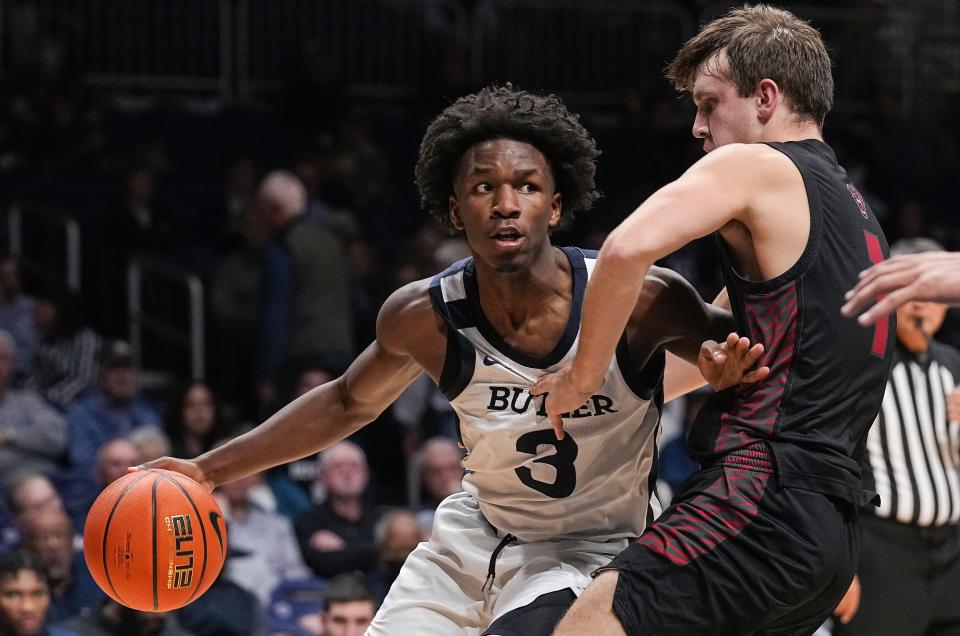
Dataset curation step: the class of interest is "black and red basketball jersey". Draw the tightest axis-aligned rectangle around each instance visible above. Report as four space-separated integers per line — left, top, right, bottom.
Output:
689 139 895 506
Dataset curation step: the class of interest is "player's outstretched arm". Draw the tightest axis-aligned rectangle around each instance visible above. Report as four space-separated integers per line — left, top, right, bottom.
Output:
533 148 758 438
842 252 960 325
136 281 436 491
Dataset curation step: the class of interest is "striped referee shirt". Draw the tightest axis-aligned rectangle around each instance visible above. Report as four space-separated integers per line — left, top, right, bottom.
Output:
863 340 960 527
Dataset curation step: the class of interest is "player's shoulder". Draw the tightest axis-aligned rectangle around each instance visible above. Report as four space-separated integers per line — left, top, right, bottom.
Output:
699 142 796 178
644 265 697 296
379 278 436 324
377 277 443 349
634 265 701 317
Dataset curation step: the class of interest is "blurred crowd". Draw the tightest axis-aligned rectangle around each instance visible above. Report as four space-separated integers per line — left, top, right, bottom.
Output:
0 3 958 636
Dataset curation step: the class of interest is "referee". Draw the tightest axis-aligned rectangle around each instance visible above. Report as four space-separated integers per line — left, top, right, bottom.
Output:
835 238 960 636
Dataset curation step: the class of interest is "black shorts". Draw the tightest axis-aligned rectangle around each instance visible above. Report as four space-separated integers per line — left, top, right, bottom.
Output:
605 465 859 636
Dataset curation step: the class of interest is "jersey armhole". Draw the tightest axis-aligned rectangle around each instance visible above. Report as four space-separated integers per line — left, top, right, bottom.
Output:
428 273 476 401
437 324 475 400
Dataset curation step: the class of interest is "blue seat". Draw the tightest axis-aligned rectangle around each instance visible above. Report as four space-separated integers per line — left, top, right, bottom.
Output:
266 576 328 636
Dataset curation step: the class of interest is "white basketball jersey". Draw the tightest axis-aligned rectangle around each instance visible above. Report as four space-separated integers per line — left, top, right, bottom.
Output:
428 247 663 543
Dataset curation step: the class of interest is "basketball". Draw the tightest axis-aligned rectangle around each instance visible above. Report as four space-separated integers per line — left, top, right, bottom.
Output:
82 469 228 612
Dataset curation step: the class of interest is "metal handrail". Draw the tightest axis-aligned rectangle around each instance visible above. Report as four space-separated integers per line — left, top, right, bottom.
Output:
127 256 206 380
6 203 82 292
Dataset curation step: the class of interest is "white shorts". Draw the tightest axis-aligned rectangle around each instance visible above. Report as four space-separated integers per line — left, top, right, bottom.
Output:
366 492 627 635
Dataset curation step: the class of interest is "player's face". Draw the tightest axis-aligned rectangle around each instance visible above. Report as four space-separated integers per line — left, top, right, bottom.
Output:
0 570 50 636
323 600 375 636
690 56 763 152
449 139 561 273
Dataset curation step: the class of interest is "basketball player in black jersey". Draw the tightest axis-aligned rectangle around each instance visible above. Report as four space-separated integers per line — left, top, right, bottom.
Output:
537 6 895 635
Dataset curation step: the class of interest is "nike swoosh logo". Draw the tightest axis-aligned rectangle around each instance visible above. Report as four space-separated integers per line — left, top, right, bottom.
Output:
482 355 501 367
209 511 225 556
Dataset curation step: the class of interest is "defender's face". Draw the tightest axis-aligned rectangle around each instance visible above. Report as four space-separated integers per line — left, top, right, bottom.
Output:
449 139 561 273
691 59 763 152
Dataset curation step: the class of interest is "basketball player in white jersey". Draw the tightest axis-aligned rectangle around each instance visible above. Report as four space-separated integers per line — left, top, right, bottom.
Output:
139 85 767 635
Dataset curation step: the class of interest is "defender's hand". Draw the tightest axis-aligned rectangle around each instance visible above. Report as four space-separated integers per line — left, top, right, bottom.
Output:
130 457 214 493
699 333 770 391
531 367 596 441
842 252 960 325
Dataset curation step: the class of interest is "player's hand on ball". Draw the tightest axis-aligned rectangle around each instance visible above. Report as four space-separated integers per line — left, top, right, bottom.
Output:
698 333 770 391
132 457 214 493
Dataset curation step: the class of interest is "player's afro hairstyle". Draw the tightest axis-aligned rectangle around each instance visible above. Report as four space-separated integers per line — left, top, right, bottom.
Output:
415 84 600 233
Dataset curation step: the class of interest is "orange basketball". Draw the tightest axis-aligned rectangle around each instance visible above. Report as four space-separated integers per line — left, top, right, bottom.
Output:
83 469 228 612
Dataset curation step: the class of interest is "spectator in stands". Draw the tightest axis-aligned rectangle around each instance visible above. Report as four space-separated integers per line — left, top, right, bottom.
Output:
175 559 263 636
214 470 311 606
294 150 359 241
0 330 68 480
370 509 423 602
97 163 173 335
210 207 268 416
27 288 101 409
197 152 257 252
321 573 376 636
221 154 258 244
0 550 78 636
66 437 138 531
290 357 339 400
392 372 458 454
21 508 102 623
0 497 20 554
64 340 161 475
128 425 171 464
0 255 38 376
58 599 191 636
295 442 379 579
1 473 65 554
112 163 173 255
1 27 86 167
413 437 463 533
6 473 63 521
166 381 226 459
255 171 353 413
265 359 342 520
93 438 138 487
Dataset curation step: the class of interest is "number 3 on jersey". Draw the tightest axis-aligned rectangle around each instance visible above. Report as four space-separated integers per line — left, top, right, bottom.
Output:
514 429 578 498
